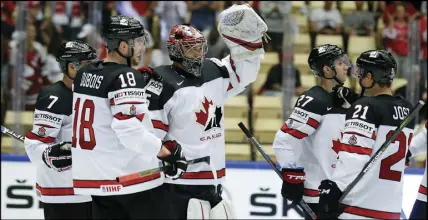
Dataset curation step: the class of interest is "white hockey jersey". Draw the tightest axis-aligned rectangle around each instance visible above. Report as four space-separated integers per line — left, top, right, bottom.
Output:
24 81 91 203
409 122 427 202
273 86 346 203
332 95 415 219
147 55 260 186
71 62 164 196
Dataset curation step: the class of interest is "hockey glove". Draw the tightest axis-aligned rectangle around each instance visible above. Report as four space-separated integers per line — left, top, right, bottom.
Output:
158 140 188 180
317 179 344 219
42 142 72 172
332 85 360 109
137 66 163 83
405 150 412 168
281 168 305 204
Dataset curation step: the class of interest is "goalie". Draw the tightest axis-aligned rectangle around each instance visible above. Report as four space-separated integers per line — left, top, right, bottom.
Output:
140 4 268 219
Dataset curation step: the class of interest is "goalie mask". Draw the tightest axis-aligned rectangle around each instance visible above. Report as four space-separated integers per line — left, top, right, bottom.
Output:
167 24 208 77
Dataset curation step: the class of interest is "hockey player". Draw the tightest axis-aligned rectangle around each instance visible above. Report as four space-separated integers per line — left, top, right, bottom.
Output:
408 122 427 219
71 15 186 219
317 50 415 219
272 44 353 218
24 40 97 219
144 4 267 219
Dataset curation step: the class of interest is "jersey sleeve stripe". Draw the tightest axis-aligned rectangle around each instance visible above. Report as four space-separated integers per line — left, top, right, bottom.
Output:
229 56 239 82
419 185 427 195
109 98 115 105
152 120 168 132
342 204 400 219
73 172 161 188
36 183 75 196
116 101 145 105
307 117 320 129
303 188 319 197
34 124 57 129
337 143 373 155
181 168 226 179
113 113 145 121
25 132 55 143
280 124 308 139
227 83 233 91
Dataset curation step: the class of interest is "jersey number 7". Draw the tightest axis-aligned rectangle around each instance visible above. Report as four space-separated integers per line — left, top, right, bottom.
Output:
72 98 96 150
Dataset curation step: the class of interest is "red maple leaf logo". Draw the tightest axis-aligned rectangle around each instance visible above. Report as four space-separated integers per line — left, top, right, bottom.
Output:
331 132 344 154
195 97 213 126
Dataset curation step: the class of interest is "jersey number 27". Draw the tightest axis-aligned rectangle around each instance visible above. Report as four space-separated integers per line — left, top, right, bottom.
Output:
72 98 96 150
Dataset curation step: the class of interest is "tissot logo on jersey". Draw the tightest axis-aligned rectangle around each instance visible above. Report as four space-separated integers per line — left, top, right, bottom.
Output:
195 97 223 132
290 107 309 123
34 113 62 126
146 79 163 96
109 89 147 105
344 119 375 138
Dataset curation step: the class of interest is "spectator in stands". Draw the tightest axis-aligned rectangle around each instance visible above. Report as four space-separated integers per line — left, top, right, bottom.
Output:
382 3 409 78
188 1 223 36
9 23 51 111
205 23 229 59
258 1 295 52
258 52 303 97
44 35 65 83
154 1 187 65
383 1 418 25
342 1 375 53
1 1 14 126
420 7 427 88
309 1 343 50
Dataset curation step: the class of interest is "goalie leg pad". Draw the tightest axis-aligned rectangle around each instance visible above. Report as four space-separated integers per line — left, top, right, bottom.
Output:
210 199 236 219
187 198 211 219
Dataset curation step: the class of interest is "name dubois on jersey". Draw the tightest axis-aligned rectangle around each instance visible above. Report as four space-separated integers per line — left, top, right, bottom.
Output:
344 119 375 138
80 72 104 89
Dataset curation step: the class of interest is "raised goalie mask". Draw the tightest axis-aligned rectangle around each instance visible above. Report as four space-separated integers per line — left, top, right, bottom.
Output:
217 3 269 61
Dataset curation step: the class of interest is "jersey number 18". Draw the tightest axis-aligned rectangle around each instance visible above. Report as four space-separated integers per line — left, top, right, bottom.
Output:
72 98 96 150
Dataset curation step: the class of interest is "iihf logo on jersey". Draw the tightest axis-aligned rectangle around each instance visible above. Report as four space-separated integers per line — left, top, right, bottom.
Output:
195 97 223 131
37 127 46 137
130 105 136 115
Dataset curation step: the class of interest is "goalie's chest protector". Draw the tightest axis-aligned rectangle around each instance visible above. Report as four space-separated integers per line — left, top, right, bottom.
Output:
150 60 229 185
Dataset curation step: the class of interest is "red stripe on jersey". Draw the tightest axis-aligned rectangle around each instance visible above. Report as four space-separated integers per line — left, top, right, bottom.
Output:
152 120 168 132
338 143 372 155
222 34 263 52
303 188 319 197
345 131 374 139
227 83 233 91
34 124 56 128
371 130 377 139
109 98 115 105
342 204 400 219
25 132 55 143
280 124 308 139
419 185 427 195
306 118 320 129
229 56 240 82
117 101 145 105
73 173 161 188
181 168 226 179
113 113 145 121
36 183 75 196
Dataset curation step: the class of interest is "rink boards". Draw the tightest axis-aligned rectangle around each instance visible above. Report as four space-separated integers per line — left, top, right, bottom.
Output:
1 154 424 219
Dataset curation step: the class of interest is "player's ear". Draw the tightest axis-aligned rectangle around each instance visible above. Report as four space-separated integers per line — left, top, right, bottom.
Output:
322 65 333 78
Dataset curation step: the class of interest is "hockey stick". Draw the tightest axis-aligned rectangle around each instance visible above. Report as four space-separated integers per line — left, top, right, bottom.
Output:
116 156 211 183
238 122 317 220
339 100 425 203
1 125 25 142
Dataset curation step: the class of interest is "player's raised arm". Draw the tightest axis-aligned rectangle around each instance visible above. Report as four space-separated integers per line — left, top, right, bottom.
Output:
211 4 268 99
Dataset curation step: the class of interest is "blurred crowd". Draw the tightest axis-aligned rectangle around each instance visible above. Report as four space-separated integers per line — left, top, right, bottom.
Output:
0 1 426 123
